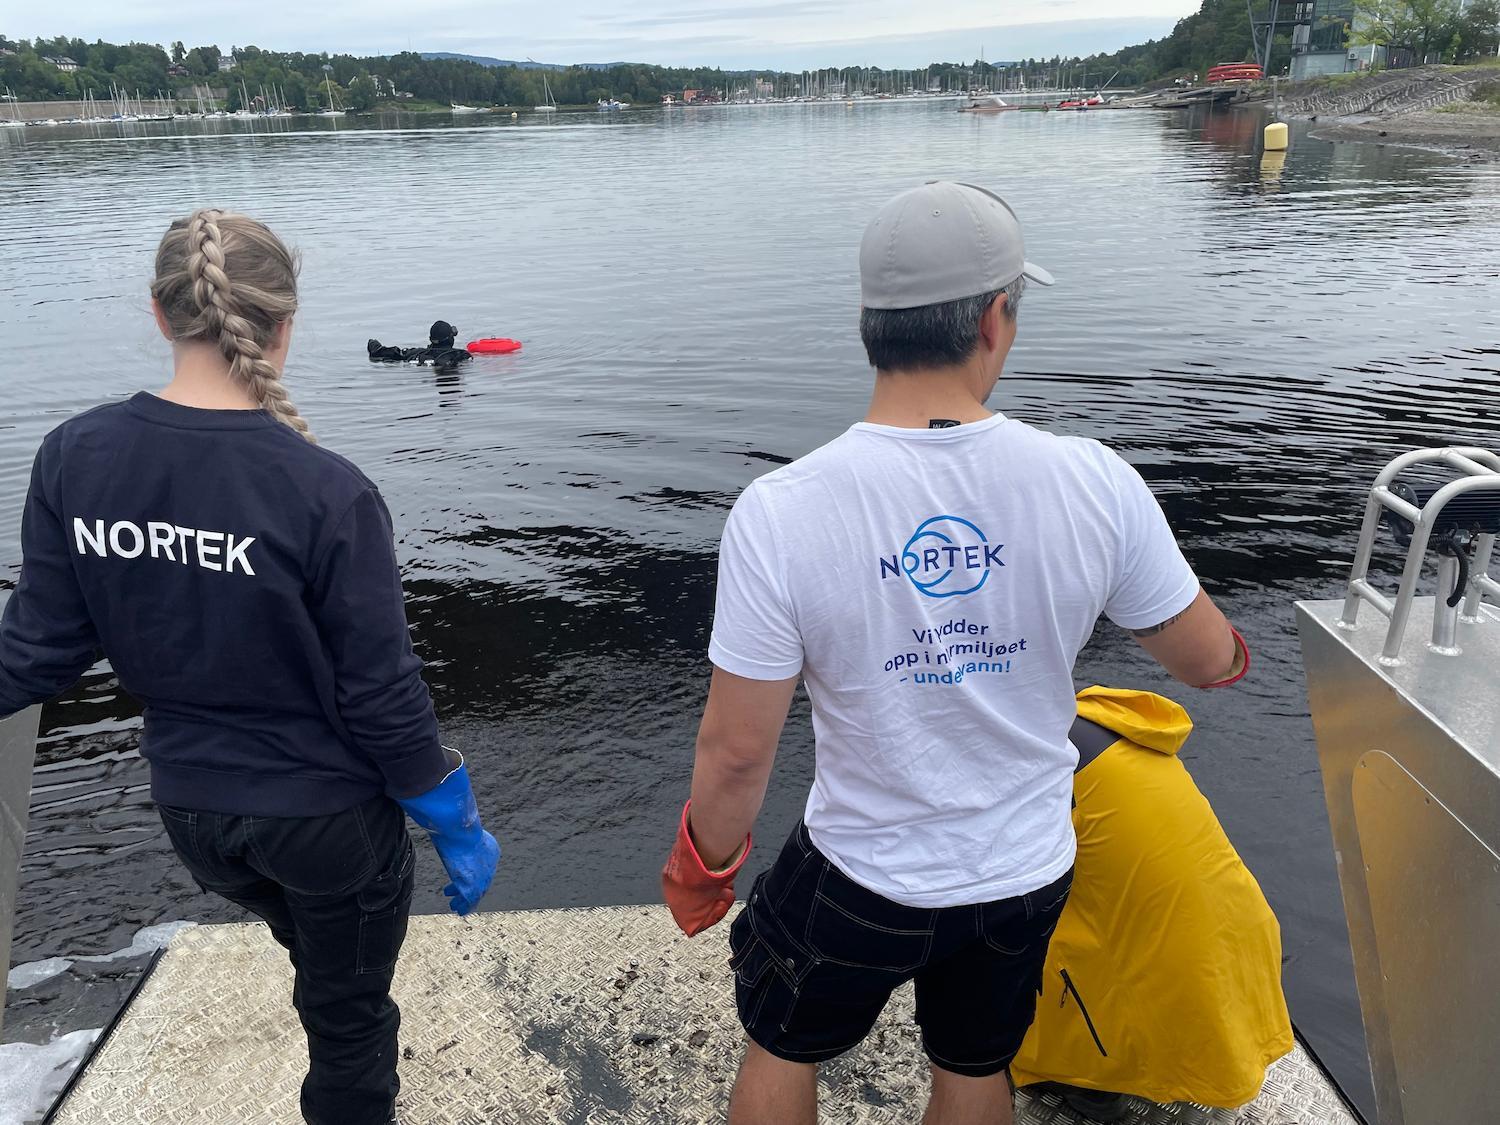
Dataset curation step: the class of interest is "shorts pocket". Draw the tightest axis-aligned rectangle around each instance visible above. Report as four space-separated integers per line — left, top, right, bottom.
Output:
729 930 775 992
983 871 1073 956
1029 870 1074 943
1034 870 1074 917
758 825 822 913
982 935 1032 955
731 893 817 1035
356 835 415 975
805 867 934 974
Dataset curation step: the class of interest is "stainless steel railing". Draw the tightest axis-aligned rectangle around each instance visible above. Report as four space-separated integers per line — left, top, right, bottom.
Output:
1337 446 1500 663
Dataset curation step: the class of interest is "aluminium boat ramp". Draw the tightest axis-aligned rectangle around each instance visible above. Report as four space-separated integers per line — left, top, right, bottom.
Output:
46 906 1358 1124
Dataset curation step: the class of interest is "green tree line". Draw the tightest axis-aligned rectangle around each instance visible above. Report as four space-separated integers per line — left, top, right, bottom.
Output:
1355 0 1500 64
0 36 813 109
2 2 1495 111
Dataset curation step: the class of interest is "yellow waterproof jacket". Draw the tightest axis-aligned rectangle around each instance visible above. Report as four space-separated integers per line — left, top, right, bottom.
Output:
1010 688 1294 1108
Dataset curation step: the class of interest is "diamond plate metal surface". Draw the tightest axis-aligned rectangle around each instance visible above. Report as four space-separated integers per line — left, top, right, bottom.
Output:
51 907 1359 1124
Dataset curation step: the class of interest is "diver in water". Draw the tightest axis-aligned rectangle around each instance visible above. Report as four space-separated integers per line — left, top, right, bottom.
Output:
367 320 472 368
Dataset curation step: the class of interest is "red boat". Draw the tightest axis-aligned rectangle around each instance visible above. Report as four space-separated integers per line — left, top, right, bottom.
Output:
1057 95 1108 111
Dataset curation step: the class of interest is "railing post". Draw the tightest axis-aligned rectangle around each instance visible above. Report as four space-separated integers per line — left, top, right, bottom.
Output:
0 702 40 1038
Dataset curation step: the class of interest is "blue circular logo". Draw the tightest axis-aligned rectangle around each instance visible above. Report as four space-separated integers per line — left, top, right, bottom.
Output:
901 515 996 599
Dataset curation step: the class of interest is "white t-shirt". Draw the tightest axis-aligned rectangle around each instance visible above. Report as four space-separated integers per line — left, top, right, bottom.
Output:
709 413 1199 909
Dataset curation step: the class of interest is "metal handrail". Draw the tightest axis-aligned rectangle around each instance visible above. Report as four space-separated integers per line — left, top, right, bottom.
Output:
1339 447 1500 663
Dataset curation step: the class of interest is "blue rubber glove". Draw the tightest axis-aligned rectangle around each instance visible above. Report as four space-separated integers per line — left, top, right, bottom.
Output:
396 751 500 916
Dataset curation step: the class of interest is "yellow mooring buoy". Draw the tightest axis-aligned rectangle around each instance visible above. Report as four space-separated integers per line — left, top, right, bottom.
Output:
1264 121 1289 152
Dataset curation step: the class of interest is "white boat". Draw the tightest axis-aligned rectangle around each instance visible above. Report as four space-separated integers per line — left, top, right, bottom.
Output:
318 76 346 117
596 98 623 111
450 102 481 114
2 88 25 126
958 95 1019 114
535 74 557 113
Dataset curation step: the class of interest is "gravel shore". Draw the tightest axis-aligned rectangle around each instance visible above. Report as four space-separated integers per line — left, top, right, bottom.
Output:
1277 64 1500 161
1310 108 1500 161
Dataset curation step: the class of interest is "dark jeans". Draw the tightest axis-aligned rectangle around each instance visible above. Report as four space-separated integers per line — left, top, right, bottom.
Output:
159 795 415 1125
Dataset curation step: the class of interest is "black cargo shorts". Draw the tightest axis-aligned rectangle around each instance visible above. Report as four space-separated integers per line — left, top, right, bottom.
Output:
728 822 1071 1077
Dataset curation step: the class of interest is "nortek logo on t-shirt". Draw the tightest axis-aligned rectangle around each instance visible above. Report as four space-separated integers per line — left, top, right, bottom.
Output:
879 515 1004 599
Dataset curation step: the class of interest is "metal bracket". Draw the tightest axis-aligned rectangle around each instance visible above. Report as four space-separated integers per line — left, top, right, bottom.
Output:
1339 447 1500 664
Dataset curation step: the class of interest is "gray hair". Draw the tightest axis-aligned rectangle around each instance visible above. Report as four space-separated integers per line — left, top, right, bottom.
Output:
860 276 1025 372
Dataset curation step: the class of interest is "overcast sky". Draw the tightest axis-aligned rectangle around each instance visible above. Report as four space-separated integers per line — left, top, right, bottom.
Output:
13 2 1201 69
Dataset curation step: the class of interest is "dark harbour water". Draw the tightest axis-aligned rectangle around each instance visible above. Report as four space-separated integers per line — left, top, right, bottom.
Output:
3 98 1500 1117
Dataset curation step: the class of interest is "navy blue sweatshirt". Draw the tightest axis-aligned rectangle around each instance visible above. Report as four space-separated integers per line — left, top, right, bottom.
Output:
0 393 451 816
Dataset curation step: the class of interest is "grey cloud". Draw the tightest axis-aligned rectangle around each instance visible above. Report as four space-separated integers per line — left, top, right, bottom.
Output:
596 2 846 30
12 4 1182 70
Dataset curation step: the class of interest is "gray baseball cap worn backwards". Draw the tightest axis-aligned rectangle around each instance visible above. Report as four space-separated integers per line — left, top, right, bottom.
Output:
860 181 1055 310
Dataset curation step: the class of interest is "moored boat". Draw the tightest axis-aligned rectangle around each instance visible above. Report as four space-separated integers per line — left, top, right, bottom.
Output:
535 74 557 113
957 95 1019 114
1057 95 1109 111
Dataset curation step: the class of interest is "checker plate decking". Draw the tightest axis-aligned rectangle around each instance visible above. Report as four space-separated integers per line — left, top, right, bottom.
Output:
51 907 1360 1124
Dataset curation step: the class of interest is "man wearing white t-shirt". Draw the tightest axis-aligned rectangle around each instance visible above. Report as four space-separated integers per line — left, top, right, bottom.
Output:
661 181 1249 1125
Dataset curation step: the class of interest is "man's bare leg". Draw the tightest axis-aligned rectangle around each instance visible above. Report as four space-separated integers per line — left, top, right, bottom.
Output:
728 1041 818 1125
923 1065 1014 1125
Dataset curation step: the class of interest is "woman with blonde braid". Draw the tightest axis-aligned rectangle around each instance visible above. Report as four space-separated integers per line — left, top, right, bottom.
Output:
0 209 499 1125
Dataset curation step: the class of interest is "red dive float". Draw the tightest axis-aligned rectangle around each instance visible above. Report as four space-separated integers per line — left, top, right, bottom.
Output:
466 338 523 355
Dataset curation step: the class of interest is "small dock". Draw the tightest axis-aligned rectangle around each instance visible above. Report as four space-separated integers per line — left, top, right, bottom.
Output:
1112 87 1249 110
48 906 1359 1124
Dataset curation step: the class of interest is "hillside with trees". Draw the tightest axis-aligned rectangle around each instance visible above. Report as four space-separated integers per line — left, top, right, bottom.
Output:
0 37 795 110
1 2 1495 111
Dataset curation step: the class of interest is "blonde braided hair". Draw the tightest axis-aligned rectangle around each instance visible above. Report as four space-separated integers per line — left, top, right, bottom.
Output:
151 208 314 442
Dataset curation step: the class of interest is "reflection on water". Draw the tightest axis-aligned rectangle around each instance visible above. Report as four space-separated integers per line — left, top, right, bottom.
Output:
4 100 1500 1113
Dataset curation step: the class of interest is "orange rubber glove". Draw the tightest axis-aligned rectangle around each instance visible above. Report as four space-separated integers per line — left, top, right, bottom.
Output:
662 800 751 937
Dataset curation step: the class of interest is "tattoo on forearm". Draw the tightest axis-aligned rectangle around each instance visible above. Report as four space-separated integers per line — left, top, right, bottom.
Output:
1131 611 1186 638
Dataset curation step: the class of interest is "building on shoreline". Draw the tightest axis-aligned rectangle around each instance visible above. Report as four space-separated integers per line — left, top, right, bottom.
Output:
1280 0 1407 81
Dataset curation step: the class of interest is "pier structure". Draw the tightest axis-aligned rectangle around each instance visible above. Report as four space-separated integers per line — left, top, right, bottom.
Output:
49 908 1357 1124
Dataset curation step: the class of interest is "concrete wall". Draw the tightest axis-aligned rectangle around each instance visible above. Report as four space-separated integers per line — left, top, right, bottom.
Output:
3 90 227 122
2 100 87 122
1292 51 1354 81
